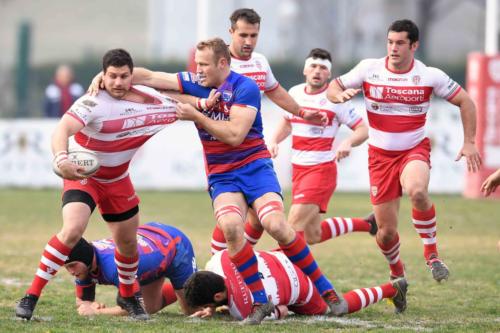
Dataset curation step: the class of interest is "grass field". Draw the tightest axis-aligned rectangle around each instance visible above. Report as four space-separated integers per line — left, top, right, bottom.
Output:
0 189 499 332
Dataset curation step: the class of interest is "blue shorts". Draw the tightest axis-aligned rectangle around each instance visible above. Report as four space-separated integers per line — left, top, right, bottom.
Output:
207 158 282 205
145 223 198 290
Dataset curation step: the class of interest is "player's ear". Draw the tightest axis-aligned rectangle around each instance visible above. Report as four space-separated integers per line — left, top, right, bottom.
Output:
411 41 419 52
213 291 225 302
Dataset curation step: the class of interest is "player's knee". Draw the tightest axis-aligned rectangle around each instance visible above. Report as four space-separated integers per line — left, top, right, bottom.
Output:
263 218 291 243
407 186 428 206
114 237 137 254
57 228 84 248
219 220 243 243
377 226 397 244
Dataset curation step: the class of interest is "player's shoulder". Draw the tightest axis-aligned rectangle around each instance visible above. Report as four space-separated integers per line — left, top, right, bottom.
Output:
288 83 305 95
358 57 385 69
414 59 447 75
132 84 160 95
250 51 270 63
233 71 260 90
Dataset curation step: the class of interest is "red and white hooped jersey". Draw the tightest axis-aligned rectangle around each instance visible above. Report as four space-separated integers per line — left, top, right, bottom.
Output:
66 85 177 183
205 250 313 320
287 84 362 166
336 57 461 151
230 52 279 94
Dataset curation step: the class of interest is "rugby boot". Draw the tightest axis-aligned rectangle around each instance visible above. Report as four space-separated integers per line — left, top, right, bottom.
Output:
427 255 449 282
15 294 38 320
323 289 348 316
116 292 150 320
364 213 378 236
390 277 408 314
242 302 275 325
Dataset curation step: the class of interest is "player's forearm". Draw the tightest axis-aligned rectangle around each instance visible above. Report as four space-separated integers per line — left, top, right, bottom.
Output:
194 113 249 146
133 67 179 91
459 98 477 144
270 118 291 145
327 80 345 103
349 122 369 147
51 115 82 154
266 86 301 116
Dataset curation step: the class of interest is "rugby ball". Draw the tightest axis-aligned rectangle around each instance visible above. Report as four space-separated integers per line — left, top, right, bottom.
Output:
53 150 100 178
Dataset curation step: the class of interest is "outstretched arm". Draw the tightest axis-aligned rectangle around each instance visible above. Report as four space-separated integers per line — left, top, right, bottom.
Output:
266 86 327 125
268 116 292 158
449 89 482 172
335 121 368 161
326 80 361 104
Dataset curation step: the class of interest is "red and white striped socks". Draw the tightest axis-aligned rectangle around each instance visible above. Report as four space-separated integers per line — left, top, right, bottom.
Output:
377 233 405 278
114 250 139 297
342 282 397 313
27 235 71 297
412 204 438 261
319 217 371 242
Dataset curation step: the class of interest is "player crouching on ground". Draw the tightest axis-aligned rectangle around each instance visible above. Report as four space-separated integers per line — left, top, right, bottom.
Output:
183 250 408 322
63 222 197 316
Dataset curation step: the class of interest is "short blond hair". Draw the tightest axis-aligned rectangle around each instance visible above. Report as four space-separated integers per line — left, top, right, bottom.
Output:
196 38 231 65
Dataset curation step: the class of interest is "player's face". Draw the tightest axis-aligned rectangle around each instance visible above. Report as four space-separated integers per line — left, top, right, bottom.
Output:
229 20 260 59
304 63 331 89
387 31 418 69
195 49 222 87
64 261 89 280
103 65 132 99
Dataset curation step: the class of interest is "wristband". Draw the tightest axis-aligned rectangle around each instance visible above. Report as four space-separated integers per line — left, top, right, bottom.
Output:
298 109 305 118
199 98 208 110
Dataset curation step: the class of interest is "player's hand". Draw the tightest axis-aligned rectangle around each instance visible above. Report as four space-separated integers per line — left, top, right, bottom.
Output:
268 142 279 158
206 89 221 110
334 88 361 103
455 142 482 173
58 160 87 180
176 102 200 121
87 72 104 96
189 306 214 318
77 301 105 316
273 305 288 319
335 139 353 161
301 109 328 126
481 169 500 196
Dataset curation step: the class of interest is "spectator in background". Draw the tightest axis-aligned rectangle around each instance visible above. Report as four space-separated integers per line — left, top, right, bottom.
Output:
43 64 84 118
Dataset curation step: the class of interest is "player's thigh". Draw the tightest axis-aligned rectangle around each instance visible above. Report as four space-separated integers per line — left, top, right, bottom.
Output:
288 203 320 231
106 212 140 246
141 278 165 314
213 192 248 223
59 201 93 245
400 159 430 194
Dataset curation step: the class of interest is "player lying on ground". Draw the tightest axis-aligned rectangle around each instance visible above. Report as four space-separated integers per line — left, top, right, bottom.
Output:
88 38 348 324
63 222 197 316
184 249 407 321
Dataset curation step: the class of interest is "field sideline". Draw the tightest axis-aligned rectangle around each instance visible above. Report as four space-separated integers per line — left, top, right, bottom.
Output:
0 189 499 332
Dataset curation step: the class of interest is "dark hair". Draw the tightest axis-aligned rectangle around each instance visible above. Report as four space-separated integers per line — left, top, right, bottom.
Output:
102 48 134 73
65 238 94 268
183 271 226 308
387 19 419 44
307 48 332 62
196 38 231 65
230 8 261 29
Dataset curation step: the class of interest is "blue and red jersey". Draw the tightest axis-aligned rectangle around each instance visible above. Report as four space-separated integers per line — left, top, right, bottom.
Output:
177 71 271 175
74 222 196 300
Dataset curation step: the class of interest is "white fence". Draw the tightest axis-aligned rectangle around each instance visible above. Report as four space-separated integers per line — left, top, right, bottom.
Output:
0 98 466 192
